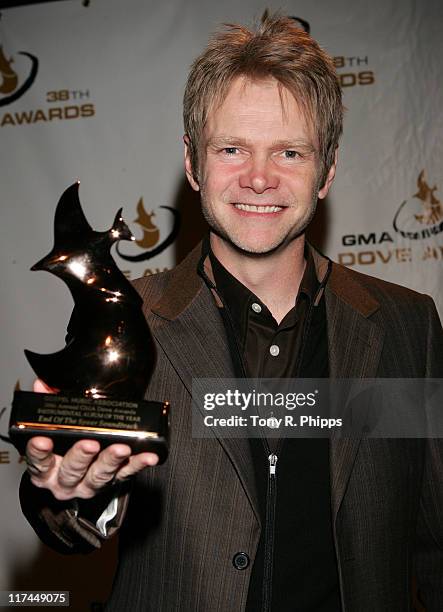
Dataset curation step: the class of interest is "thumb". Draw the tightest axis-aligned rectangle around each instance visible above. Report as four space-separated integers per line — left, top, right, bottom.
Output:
33 378 58 394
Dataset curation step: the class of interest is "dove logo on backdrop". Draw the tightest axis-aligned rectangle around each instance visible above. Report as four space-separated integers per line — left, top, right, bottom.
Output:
337 170 443 268
116 197 181 265
393 170 443 240
0 42 95 128
0 44 39 107
133 198 161 249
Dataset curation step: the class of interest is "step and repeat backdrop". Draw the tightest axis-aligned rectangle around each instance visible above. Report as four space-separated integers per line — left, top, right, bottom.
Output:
0 0 441 609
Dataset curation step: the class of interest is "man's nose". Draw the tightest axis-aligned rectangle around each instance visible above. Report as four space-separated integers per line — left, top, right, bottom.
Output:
238 155 279 193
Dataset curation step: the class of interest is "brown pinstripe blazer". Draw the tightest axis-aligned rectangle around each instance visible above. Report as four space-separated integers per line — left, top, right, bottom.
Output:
20 243 443 612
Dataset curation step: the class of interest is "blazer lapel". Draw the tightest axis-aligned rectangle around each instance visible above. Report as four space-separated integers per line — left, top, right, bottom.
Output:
148 250 261 523
324 262 385 518
147 245 387 524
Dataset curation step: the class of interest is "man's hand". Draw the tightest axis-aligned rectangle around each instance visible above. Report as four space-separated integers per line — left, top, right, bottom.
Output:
25 379 159 501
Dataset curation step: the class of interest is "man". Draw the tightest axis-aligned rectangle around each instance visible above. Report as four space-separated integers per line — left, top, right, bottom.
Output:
20 14 442 612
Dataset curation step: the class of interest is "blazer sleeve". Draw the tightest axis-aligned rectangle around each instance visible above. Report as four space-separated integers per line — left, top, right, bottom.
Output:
414 297 443 611
19 471 130 554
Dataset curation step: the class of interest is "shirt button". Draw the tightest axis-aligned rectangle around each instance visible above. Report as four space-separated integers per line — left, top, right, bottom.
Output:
232 552 250 570
269 344 280 357
251 302 262 314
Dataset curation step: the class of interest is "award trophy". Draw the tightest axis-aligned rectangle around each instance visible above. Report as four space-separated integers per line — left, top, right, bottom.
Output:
9 183 169 462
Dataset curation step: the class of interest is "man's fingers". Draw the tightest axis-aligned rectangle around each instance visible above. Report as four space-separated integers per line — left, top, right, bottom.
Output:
25 438 159 500
114 452 159 481
56 439 101 488
26 436 53 457
82 444 133 491
26 437 55 475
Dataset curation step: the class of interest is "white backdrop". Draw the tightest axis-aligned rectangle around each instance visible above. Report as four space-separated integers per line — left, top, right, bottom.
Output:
0 0 442 609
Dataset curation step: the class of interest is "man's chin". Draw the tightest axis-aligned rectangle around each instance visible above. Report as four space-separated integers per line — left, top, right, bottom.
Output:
212 231 305 257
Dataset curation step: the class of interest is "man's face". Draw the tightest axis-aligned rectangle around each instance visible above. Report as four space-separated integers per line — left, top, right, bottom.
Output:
185 76 336 256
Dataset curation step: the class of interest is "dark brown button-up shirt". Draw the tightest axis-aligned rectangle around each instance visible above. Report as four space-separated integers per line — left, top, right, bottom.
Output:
209 246 320 379
199 239 341 612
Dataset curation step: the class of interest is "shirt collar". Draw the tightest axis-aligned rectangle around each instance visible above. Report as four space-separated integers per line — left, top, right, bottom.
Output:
197 235 325 338
202 236 321 305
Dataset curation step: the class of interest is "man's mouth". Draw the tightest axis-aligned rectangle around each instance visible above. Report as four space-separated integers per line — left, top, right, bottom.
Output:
233 203 283 213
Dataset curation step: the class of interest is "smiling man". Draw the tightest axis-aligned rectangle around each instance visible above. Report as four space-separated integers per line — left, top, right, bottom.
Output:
184 74 337 323
20 14 442 612
189 77 333 254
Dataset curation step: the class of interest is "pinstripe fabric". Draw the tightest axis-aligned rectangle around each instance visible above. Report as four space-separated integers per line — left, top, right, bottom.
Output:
20 243 443 611
104 244 442 611
106 277 259 611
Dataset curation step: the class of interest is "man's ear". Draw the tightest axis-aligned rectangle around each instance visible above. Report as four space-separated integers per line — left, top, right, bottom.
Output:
318 148 338 200
183 135 200 192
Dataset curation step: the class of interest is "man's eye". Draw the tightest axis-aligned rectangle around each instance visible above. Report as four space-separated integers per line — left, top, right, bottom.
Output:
223 147 238 155
283 150 298 159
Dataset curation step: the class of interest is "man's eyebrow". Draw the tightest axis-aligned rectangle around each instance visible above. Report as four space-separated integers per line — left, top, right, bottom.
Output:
270 139 317 152
206 136 316 151
206 136 250 148
271 138 317 155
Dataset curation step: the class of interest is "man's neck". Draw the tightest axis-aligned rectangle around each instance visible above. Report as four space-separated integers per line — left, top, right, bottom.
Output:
210 234 306 324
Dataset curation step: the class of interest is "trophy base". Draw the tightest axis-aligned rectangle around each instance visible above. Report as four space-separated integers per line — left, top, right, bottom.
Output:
9 390 169 463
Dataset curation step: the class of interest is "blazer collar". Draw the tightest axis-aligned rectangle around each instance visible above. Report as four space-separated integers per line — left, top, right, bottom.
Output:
148 250 261 523
152 241 381 321
150 241 385 521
